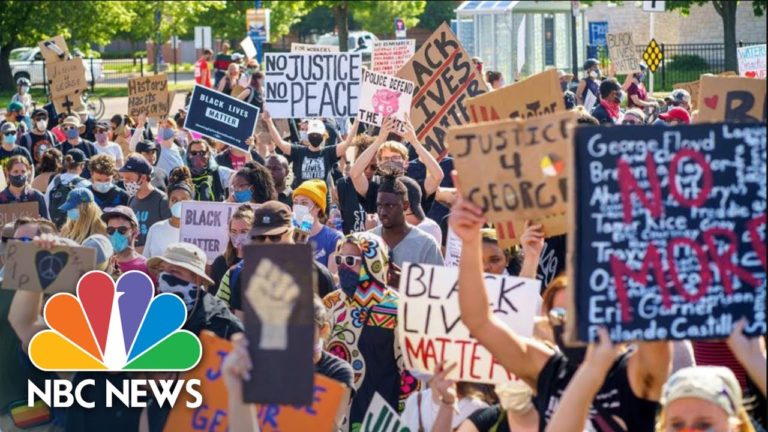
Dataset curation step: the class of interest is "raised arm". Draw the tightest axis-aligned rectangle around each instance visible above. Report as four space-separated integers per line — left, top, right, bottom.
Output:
727 318 767 397
451 171 553 389
335 117 359 158
9 290 45 353
130 113 147 152
429 361 459 432
261 110 292 155
403 119 444 196
222 334 261 432
350 118 393 197
518 220 544 279
628 339 672 401
544 327 621 432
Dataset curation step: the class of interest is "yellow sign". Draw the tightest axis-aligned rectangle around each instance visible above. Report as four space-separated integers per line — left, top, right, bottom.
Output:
643 39 663 73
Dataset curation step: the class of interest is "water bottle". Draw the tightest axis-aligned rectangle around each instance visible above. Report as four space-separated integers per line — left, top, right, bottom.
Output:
329 204 343 232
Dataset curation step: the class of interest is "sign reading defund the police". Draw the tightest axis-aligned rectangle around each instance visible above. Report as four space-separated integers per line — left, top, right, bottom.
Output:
180 201 259 264
185 85 260 151
569 123 767 343
265 53 362 118
398 263 540 384
357 68 414 135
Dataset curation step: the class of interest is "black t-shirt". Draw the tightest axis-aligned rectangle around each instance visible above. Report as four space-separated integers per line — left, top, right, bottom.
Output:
317 351 354 393
210 254 239 295
535 351 659 432
58 139 99 178
89 185 130 210
65 373 143 432
289 144 339 189
467 405 510 432
0 145 33 170
336 176 367 234
21 131 57 165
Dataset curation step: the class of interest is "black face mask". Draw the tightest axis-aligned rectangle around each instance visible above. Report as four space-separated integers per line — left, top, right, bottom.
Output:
308 134 324 147
552 324 587 366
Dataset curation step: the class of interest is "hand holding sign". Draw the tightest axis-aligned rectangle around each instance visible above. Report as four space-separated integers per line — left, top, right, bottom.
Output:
447 171 486 244
246 258 301 350
222 333 253 394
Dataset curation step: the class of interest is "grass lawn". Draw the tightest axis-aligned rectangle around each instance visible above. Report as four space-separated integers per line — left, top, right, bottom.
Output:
1 83 195 111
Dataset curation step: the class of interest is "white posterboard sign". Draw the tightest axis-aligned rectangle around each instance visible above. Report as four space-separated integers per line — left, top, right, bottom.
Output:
738 44 766 79
264 53 362 118
290 43 339 53
240 36 258 60
372 40 415 76
180 201 258 264
398 263 541 384
360 392 407 432
194 26 212 50
357 68 414 135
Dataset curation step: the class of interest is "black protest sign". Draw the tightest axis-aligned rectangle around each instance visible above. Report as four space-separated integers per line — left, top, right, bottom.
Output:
396 22 488 160
2 242 96 293
569 124 767 343
265 53 362 118
241 244 315 405
185 85 260 151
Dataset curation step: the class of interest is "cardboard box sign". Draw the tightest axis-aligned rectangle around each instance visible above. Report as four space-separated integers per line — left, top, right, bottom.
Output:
128 74 171 119
607 32 640 75
447 111 577 247
569 123 767 343
47 59 87 99
696 75 766 124
465 69 564 124
396 22 488 160
357 68 415 134
2 242 96 293
398 263 540 384
0 201 39 227
37 35 70 64
372 39 416 76
256 374 348 432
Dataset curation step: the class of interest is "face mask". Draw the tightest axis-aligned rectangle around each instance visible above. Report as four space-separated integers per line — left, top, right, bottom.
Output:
21 86 29 94
157 272 199 313
92 181 113 193
67 208 80 222
495 381 534 413
95 132 108 144
124 181 141 197
159 127 175 141
234 188 253 203
553 324 587 366
189 155 208 171
36 120 47 131
338 267 361 298
66 128 80 139
589 70 598 79
9 174 27 187
616 91 625 104
231 233 249 249
299 131 308 142
171 202 183 219
637 73 645 82
109 231 130 253
308 134 324 147
4 134 17 145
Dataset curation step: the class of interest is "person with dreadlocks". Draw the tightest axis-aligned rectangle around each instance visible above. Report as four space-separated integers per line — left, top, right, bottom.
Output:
323 231 419 429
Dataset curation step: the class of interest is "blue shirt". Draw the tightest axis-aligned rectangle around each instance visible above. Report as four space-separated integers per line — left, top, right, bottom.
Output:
309 225 343 267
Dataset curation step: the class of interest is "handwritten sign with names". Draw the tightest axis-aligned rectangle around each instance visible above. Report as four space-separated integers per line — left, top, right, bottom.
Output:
372 39 416 76
737 44 766 79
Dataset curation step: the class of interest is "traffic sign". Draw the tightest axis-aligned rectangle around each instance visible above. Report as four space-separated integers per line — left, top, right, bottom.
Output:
643 39 663 72
643 0 665 12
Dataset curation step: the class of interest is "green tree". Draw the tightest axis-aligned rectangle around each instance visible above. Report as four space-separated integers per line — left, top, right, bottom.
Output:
664 1 765 72
0 0 133 91
117 1 222 43
416 0 460 30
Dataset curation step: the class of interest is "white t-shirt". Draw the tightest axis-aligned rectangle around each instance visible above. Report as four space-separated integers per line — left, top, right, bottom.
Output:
417 218 443 247
94 141 124 165
143 219 180 259
401 389 488 431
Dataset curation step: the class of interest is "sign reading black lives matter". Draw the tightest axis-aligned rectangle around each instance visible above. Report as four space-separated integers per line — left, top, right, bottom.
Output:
185 85 259 151
569 124 767 343
265 53 362 118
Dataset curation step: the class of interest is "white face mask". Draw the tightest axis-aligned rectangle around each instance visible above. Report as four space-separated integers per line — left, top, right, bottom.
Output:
157 272 199 312
36 120 47 131
124 181 141 197
495 380 534 413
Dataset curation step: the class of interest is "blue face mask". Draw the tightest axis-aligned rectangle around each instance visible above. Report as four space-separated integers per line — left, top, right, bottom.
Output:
3 133 17 145
110 231 129 253
171 202 183 219
159 127 175 141
234 188 253 203
65 128 80 139
67 208 80 222
338 267 360 297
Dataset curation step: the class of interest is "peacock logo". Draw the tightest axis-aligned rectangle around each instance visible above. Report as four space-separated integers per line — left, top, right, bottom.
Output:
29 271 202 371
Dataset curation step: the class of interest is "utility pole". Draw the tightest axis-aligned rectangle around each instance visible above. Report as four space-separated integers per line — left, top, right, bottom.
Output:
255 0 263 64
154 8 162 74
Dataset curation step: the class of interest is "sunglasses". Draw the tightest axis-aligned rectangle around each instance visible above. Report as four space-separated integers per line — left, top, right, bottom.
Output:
106 226 131 235
189 150 208 157
252 233 284 243
4 236 33 243
62 126 77 131
3 132 16 137
335 254 362 267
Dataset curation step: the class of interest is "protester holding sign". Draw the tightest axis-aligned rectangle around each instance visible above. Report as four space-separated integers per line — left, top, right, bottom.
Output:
0 156 46 218
323 231 418 427
142 168 193 259
626 63 659 110
449 172 671 430
335 134 375 234
235 71 264 111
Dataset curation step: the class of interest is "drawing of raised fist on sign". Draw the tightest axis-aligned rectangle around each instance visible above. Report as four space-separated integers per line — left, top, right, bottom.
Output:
246 258 300 350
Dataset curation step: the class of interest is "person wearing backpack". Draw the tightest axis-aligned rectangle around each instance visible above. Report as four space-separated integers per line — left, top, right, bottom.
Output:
21 109 58 168
44 148 91 228
58 116 98 179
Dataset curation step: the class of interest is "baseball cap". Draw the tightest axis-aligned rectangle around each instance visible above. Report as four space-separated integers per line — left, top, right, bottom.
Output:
82 234 114 268
661 366 742 417
135 140 158 153
307 119 326 136
670 88 691 104
66 148 87 164
147 242 214 286
251 201 292 236
119 155 153 175
32 108 48 119
61 115 83 129
59 187 95 211
231 53 244 62
659 107 691 124
7 101 23 113
101 205 139 228
1 122 17 135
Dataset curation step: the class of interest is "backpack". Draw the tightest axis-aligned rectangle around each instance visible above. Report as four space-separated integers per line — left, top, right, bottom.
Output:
49 175 84 228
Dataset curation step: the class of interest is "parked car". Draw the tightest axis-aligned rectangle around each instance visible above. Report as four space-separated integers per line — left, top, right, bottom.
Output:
316 31 379 55
9 47 104 87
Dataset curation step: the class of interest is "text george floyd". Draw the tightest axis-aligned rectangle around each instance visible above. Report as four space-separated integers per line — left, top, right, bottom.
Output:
29 379 202 408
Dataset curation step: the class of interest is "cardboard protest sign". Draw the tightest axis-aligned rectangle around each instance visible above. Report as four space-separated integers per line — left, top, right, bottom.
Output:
465 69 564 124
0 201 39 226
47 58 87 98
696 75 766 124
372 39 416 76
185 85 260 151
399 263 540 383
291 43 339 53
357 68 414 134
607 32 639 74
127 74 170 119
2 242 96 293
396 22 488 159
673 71 739 111
256 374 348 432
569 123 767 343
180 201 258 264
241 244 315 405
240 36 258 60
37 35 69 64
738 44 766 79
265 53 362 118
163 331 231 432
360 392 408 432
447 111 577 247
52 95 84 115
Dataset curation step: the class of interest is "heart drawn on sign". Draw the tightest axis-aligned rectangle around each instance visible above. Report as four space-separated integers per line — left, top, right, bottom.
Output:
745 71 757 78
35 250 69 290
703 95 719 110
